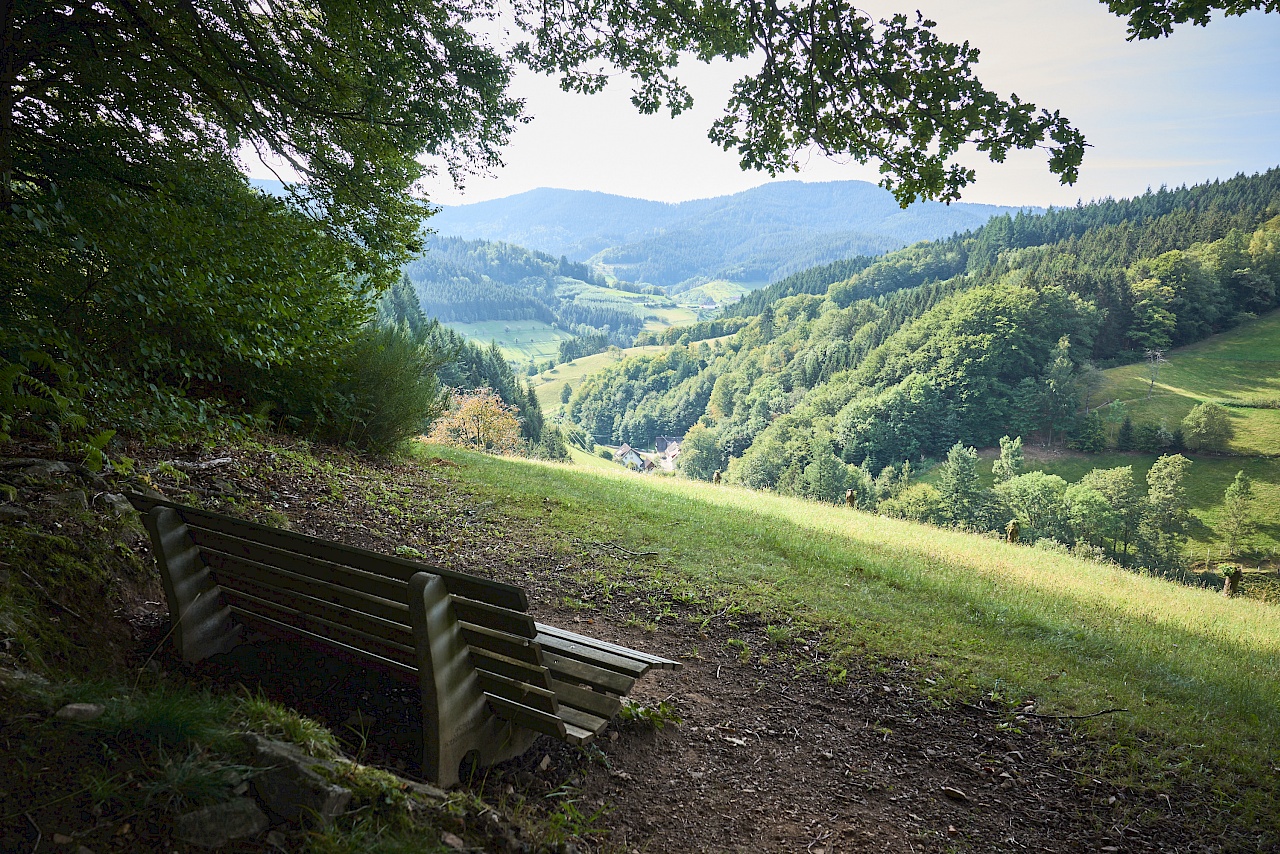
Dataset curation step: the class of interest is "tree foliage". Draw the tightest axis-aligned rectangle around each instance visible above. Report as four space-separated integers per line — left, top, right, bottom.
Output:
1220 470 1257 556
427 388 524 455
1181 402 1234 451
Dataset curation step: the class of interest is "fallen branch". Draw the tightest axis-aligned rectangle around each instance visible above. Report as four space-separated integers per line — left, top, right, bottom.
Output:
1024 707 1128 721
576 537 659 558
18 570 87 623
162 457 235 473
957 701 1127 720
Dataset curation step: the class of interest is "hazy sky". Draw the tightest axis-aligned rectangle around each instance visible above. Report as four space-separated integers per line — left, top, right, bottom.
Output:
247 1 1280 209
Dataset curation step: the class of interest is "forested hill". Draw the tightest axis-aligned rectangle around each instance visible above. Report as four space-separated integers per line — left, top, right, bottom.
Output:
402 235 652 345
427 181 1030 289
568 170 1280 491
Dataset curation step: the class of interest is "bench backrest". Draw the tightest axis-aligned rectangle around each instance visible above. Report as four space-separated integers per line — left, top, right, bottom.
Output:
127 495 565 731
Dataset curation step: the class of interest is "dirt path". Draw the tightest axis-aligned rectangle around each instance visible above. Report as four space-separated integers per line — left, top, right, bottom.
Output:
136 442 1203 853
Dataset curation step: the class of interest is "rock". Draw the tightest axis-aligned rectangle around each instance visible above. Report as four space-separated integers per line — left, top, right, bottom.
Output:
941 785 969 802
21 460 71 480
45 490 88 512
55 703 105 722
0 505 29 522
244 734 352 826
53 833 73 844
441 832 467 849
172 799 269 848
98 493 134 517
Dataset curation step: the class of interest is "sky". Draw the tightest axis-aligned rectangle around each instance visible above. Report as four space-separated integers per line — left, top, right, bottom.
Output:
245 1 1280 209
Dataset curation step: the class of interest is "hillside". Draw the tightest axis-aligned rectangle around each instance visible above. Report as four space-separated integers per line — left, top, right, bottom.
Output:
402 234 696 360
5 434 1279 851
428 181 1030 289
1095 309 1280 456
530 344 666 415
568 171 1280 470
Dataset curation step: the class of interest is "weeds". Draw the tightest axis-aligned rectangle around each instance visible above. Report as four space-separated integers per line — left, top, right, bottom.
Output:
618 699 682 730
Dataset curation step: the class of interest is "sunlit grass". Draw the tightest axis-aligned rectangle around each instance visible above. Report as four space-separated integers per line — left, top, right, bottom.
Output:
1097 308 1280 455
411 442 1280 827
443 319 575 363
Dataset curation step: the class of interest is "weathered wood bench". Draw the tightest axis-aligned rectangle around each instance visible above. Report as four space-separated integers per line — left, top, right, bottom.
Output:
126 493 680 786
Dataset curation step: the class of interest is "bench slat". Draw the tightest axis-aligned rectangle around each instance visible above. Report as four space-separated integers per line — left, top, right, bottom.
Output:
476 671 559 716
130 495 527 610
227 606 417 679
542 652 636 695
563 723 595 746
451 595 536 639
204 551 409 626
556 705 610 737
461 623 545 667
548 678 622 718
220 588 416 667
535 622 680 670
469 647 554 691
214 572 414 650
483 693 568 740
535 633 648 677
193 528 409 606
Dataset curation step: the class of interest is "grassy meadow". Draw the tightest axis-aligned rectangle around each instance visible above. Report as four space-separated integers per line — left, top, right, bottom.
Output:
444 319 576 362
411 443 1280 830
673 278 764 308
1095 309 1280 456
531 344 666 414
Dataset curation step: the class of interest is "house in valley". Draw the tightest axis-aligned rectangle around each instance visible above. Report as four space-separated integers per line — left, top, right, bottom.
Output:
613 443 645 469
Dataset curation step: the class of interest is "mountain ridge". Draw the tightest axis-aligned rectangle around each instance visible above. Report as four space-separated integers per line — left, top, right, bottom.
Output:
427 180 1038 288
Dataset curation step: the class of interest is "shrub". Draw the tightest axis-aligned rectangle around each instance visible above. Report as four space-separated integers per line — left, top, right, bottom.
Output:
1182 402 1234 451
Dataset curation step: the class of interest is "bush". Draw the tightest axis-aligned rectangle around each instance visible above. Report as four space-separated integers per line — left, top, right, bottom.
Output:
1182 402 1234 451
284 323 448 455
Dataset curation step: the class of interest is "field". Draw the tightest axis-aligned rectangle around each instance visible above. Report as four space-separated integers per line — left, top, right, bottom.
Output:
1095 308 1280 455
531 344 666 414
444 319 575 362
414 443 1280 837
673 278 765 308
641 304 699 329
446 282 697 361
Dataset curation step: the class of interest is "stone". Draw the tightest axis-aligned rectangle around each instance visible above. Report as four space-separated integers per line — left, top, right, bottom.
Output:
0 505 29 522
45 490 89 512
243 734 352 826
22 460 71 480
98 493 134 517
172 799 269 848
441 832 467 850
55 703 105 722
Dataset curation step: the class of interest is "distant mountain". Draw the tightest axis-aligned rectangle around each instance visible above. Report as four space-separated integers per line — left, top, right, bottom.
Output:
426 181 1036 289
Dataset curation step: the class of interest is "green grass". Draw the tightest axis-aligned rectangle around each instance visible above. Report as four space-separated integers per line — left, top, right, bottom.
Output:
642 305 700 330
673 279 764 308
412 442 1280 836
1096 309 1280 456
530 345 666 415
444 319 575 363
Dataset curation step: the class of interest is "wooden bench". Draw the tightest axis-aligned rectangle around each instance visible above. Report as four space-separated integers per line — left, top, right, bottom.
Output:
126 493 680 786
